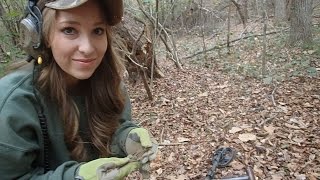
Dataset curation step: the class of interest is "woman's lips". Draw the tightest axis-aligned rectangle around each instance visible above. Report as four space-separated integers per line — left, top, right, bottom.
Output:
73 59 96 67
73 59 95 63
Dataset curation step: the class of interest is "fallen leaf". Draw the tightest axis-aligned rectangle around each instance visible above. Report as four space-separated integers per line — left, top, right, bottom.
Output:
287 162 298 171
219 108 226 114
176 175 188 180
284 123 300 130
238 133 257 142
217 84 229 89
277 105 288 113
231 161 245 170
168 152 175 162
292 137 305 144
176 97 186 102
264 125 276 135
156 168 163 175
198 91 208 97
303 102 313 108
289 118 307 128
177 137 190 143
295 174 307 180
229 127 243 134
271 174 284 180
253 89 261 94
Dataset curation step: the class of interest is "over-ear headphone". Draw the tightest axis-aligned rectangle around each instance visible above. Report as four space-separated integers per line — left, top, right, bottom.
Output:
20 0 43 61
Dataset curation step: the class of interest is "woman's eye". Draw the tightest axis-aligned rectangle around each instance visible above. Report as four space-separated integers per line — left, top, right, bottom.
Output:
94 28 105 35
62 27 76 35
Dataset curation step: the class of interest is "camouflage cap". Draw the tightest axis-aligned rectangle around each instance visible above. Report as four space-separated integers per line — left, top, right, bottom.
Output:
45 0 123 25
45 0 88 10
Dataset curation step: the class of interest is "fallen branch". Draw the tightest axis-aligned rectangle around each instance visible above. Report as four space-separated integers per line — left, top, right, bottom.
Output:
159 142 188 146
184 29 289 59
271 85 277 107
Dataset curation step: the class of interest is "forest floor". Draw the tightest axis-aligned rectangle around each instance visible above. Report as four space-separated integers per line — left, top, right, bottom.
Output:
126 27 320 179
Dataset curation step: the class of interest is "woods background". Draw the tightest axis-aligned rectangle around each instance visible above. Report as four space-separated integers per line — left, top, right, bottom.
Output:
0 0 319 179
0 0 319 83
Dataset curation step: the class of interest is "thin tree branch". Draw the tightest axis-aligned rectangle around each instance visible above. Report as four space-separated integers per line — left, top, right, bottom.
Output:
184 28 289 59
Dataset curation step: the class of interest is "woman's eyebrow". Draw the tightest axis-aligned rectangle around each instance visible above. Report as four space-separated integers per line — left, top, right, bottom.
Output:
58 20 80 25
58 21 106 26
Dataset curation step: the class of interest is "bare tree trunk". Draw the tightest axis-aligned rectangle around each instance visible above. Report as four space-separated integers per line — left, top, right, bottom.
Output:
286 0 293 20
289 0 313 45
251 0 259 17
275 0 287 24
262 0 267 77
230 0 248 29
150 0 159 88
227 1 231 53
200 0 207 61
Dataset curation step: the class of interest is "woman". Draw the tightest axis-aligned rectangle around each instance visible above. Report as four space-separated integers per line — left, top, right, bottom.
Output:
0 0 157 179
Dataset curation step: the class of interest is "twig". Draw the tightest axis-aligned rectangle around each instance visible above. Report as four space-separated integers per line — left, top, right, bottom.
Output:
160 126 165 143
298 159 314 173
138 118 150 126
271 85 277 107
159 142 188 146
184 28 289 59
116 48 147 69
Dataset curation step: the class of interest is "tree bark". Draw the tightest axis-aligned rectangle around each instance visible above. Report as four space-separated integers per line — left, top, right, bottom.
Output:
262 0 267 77
289 0 313 45
230 0 248 29
275 0 287 24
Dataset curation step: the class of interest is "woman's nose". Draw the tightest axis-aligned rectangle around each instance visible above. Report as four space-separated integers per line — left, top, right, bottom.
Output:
78 35 95 55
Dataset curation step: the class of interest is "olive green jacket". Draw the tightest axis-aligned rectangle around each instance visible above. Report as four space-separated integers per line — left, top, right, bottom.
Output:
0 65 137 179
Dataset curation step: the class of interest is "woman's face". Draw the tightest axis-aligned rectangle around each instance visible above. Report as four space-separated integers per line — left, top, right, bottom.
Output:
49 0 108 86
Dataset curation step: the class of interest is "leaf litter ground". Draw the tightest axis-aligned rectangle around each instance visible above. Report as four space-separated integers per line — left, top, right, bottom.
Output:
126 59 319 180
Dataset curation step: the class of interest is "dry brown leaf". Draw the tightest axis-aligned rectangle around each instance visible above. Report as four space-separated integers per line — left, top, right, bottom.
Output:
271 174 284 180
295 174 307 180
156 168 163 175
238 133 257 142
219 108 226 114
264 125 277 135
277 105 288 113
231 161 245 170
253 89 261 94
217 84 229 89
168 152 175 162
176 97 186 102
176 175 188 180
289 118 307 128
198 91 208 97
177 137 190 143
303 102 313 108
284 123 301 130
287 162 298 171
254 165 264 176
229 127 243 134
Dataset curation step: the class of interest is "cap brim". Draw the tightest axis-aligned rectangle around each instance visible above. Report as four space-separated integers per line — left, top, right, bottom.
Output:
45 0 88 10
44 0 123 26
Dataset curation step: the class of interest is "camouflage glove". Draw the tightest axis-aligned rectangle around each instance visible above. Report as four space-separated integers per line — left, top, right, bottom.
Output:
76 156 140 180
125 128 158 179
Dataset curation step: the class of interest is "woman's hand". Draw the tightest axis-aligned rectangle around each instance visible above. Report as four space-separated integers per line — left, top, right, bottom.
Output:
125 128 158 178
76 157 140 180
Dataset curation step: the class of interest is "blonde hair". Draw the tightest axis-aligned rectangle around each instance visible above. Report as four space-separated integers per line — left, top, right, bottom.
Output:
37 0 125 161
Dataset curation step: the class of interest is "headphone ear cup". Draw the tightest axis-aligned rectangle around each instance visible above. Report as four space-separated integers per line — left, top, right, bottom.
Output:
19 5 42 59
